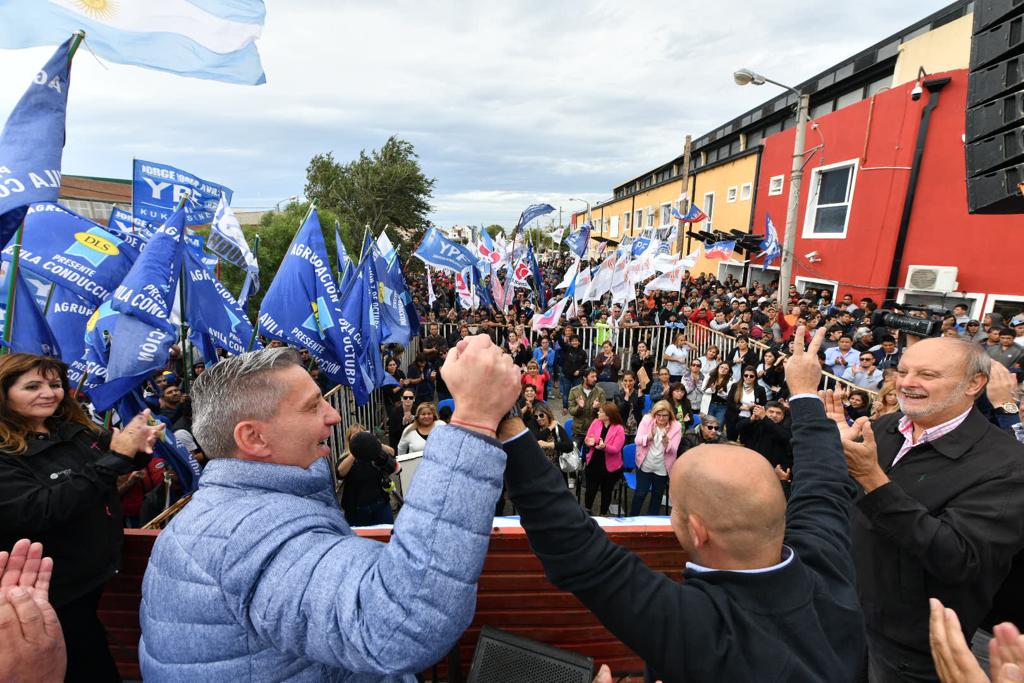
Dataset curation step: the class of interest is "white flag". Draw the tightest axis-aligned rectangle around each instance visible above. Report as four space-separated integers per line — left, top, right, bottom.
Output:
427 267 437 306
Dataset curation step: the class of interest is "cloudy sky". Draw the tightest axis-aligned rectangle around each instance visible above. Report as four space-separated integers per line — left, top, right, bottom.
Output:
0 0 950 228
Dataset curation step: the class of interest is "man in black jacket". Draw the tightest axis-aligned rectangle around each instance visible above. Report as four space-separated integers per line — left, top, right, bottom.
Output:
557 335 588 411
737 401 793 472
501 328 866 682
829 337 1024 682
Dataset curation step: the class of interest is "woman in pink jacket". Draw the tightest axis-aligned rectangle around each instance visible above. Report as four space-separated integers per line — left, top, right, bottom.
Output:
629 399 683 516
583 402 626 515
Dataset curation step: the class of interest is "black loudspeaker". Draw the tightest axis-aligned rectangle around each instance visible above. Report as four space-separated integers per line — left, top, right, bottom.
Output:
966 0 1024 212
466 626 595 683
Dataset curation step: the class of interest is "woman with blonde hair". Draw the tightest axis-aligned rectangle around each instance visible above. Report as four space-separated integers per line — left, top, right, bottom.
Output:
871 383 900 420
630 400 683 516
397 402 446 456
0 353 162 680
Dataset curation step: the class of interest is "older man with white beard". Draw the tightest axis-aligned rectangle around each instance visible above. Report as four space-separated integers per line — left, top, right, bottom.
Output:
823 337 1024 683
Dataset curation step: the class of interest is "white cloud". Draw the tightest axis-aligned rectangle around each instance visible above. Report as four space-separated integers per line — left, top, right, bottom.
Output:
0 0 943 226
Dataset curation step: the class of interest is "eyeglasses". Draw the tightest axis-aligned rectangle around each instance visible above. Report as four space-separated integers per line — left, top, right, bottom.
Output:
860 357 874 361
704 425 720 431
691 362 701 367
743 373 756 378
402 396 415 400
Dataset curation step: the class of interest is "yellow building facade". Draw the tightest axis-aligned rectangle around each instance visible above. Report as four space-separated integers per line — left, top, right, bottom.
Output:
687 149 760 277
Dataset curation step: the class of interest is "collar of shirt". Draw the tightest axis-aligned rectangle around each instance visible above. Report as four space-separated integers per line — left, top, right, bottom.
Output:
893 407 973 467
686 545 794 574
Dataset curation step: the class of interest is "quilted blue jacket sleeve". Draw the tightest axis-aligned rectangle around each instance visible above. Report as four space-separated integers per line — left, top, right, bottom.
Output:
221 425 505 675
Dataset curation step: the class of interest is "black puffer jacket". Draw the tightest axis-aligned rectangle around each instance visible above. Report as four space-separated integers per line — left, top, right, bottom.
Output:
0 420 148 607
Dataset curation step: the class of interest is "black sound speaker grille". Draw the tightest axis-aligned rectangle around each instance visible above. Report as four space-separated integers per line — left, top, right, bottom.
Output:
467 627 594 683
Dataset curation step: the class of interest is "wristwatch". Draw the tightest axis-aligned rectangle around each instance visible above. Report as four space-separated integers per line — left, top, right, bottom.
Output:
994 401 1020 415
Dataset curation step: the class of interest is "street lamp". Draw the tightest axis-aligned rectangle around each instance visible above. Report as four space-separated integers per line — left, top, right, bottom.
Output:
275 194 299 211
734 67 810 314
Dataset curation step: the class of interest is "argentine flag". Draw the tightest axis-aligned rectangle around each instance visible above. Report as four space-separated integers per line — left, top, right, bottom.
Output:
0 0 266 85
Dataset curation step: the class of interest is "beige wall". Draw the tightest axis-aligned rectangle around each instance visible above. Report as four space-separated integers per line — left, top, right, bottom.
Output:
892 14 972 87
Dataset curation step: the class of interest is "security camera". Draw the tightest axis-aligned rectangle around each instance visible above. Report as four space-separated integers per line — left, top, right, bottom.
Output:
911 82 923 101
805 250 819 260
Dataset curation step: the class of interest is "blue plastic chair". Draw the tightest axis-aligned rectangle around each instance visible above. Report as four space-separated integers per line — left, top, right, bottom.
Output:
438 398 455 414
563 418 573 434
618 443 637 515
691 413 702 427
643 395 653 414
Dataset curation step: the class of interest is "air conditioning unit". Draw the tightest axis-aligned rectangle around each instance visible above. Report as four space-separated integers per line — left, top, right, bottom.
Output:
904 266 959 293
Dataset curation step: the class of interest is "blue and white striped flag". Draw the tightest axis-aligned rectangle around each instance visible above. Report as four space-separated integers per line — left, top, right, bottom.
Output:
0 0 266 85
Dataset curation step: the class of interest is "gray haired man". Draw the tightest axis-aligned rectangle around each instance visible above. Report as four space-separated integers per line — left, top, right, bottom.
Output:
140 336 522 681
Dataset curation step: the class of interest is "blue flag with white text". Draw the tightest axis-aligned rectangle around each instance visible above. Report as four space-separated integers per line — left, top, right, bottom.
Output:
87 311 177 412
183 248 259 357
760 214 782 271
44 285 96 390
0 38 72 248
111 208 186 333
108 206 153 239
257 209 364 392
414 227 479 274
2 203 134 305
564 221 591 260
133 159 232 227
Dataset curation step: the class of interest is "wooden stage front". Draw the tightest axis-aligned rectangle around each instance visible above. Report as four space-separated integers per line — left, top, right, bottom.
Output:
100 521 686 680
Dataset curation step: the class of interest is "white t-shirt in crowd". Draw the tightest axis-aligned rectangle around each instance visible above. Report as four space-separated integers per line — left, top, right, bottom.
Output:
641 426 668 476
664 344 689 376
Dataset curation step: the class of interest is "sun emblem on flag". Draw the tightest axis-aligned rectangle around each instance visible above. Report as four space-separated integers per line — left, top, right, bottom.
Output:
74 0 117 19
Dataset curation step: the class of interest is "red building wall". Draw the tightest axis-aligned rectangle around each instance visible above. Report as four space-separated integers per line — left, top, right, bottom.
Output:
752 69 1021 309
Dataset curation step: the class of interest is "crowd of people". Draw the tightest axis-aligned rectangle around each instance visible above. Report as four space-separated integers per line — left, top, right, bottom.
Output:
0 250 1023 682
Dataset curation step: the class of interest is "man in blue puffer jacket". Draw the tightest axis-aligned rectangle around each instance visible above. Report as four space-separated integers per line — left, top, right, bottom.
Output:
139 337 522 682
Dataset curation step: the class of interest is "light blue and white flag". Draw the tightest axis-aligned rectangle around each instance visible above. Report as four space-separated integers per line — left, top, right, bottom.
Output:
563 221 591 260
0 0 266 85
414 227 478 274
760 214 782 271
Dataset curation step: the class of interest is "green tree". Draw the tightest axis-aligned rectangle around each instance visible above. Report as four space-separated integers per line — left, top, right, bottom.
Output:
485 224 505 240
214 202 345 320
304 136 435 263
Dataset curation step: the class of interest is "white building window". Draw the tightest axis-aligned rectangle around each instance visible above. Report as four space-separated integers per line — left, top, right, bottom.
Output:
623 212 631 233
647 206 655 228
768 175 785 196
660 203 671 226
740 183 753 201
727 186 738 203
803 159 858 239
610 214 620 238
634 210 643 232
703 193 715 231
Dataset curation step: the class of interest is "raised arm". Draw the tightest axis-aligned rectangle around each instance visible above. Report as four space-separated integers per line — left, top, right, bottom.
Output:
502 421 703 677
236 335 522 675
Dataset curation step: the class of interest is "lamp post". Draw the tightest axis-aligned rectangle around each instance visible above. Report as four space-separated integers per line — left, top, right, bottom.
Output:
734 68 810 314
275 194 300 211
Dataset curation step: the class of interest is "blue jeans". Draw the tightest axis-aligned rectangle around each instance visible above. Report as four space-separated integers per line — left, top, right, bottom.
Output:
345 497 394 527
707 401 727 425
560 375 579 410
631 469 668 516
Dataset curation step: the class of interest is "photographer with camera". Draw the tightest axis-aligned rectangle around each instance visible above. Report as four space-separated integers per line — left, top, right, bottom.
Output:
340 429 399 527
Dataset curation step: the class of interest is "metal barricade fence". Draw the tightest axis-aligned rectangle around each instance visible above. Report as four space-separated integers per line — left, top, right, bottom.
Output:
323 320 877 463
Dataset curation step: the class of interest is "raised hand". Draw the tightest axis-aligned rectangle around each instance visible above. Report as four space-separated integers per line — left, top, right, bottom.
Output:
785 326 825 396
0 540 52 601
774 465 791 482
819 389 853 441
0 585 66 683
110 410 164 458
842 417 889 492
441 335 522 436
929 598 990 683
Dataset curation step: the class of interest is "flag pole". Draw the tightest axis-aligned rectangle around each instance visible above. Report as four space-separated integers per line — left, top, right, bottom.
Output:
1 31 86 353
174 194 192 393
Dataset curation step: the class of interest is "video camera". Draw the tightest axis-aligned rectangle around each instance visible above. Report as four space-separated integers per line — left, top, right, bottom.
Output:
872 301 952 338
